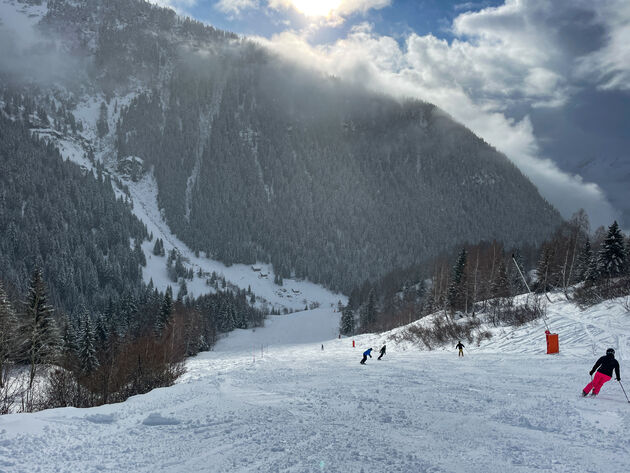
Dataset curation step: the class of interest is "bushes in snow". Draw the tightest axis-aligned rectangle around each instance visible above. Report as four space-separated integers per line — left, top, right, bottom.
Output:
347 212 628 343
0 266 264 414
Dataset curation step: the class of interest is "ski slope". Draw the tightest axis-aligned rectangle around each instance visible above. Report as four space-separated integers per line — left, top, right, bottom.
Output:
1 297 629 472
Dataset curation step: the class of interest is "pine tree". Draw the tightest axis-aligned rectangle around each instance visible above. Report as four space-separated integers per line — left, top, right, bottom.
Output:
94 315 109 352
0 282 17 388
177 280 188 301
597 221 626 278
155 286 174 335
120 293 138 337
153 238 162 256
492 259 510 298
60 317 79 370
134 239 146 266
447 249 467 312
78 314 99 376
340 306 354 335
19 268 59 388
577 240 598 284
360 289 377 330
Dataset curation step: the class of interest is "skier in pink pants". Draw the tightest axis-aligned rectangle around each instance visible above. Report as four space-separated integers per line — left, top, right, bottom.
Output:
582 348 621 397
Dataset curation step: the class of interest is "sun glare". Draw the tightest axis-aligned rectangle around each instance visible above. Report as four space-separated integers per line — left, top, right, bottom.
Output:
291 0 342 17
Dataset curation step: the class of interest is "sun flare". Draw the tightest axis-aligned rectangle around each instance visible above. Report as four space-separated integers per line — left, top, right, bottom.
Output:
291 0 342 17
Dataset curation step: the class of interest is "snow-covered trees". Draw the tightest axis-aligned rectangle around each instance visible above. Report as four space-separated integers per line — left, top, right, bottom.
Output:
0 283 16 389
78 313 99 376
155 286 174 335
359 290 377 331
0 114 147 316
340 306 354 336
0 252 263 413
347 213 629 334
597 221 626 278
153 238 165 256
577 240 598 284
447 249 468 313
19 268 59 390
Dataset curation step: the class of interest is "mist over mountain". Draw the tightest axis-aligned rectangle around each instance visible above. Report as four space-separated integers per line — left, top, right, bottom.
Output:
1 0 561 293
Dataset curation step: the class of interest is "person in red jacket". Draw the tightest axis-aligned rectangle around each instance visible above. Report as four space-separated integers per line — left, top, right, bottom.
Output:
582 348 621 397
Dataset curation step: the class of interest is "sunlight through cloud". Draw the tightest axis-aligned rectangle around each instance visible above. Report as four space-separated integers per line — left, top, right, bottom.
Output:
290 0 342 17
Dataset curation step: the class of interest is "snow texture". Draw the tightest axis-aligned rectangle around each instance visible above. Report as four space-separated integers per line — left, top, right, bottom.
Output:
1 295 629 472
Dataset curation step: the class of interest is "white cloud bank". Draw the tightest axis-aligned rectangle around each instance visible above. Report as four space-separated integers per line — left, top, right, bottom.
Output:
216 0 390 20
251 0 630 227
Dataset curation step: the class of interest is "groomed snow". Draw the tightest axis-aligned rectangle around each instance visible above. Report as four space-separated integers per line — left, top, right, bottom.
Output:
1 295 629 472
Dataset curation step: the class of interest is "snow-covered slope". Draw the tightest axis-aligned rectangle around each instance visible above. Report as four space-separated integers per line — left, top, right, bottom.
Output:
381 292 630 360
31 89 346 313
126 173 345 312
2 297 629 472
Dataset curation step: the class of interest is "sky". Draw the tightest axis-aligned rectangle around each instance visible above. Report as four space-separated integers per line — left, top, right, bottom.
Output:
158 1 630 229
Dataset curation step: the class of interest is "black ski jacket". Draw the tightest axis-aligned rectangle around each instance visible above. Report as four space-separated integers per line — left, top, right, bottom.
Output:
456 343 465 350
590 354 620 379
380 346 386 354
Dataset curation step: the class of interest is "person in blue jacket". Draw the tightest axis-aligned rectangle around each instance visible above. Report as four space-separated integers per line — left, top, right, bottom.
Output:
360 348 373 364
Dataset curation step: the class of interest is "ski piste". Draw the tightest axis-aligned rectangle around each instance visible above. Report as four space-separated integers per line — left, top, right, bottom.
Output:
2 294 628 472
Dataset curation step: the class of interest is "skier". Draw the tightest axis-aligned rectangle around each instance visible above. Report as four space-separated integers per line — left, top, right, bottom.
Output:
582 348 621 397
456 341 465 357
378 345 386 360
360 348 373 364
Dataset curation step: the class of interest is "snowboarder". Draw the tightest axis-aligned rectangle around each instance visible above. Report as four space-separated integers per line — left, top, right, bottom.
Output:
378 345 386 360
321 344 324 351
360 348 373 364
582 348 621 397
456 341 465 357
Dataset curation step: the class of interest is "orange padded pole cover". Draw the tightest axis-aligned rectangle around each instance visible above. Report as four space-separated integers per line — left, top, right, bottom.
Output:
546 333 559 354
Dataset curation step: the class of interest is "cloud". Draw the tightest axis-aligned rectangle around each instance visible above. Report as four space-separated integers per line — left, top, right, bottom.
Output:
251 8 621 227
0 1 84 85
575 0 630 91
215 0 259 15
215 0 390 21
269 0 390 16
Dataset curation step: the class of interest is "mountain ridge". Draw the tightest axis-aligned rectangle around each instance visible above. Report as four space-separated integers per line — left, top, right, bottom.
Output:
1 0 562 293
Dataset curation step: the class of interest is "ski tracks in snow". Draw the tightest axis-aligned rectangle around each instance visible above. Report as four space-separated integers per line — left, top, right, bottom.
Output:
2 297 630 472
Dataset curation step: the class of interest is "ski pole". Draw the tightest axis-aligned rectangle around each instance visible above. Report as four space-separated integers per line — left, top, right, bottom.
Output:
619 380 630 403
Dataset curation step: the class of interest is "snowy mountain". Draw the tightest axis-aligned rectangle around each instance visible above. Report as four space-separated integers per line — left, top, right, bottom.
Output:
0 0 561 298
2 293 629 472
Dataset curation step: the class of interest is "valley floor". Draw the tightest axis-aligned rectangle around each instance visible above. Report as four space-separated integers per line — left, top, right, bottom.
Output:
1 299 629 472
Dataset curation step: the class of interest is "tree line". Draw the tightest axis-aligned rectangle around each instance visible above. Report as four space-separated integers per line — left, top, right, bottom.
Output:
342 211 629 336
0 267 264 414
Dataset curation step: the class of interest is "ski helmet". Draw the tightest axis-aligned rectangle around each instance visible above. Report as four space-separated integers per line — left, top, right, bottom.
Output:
606 348 615 356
